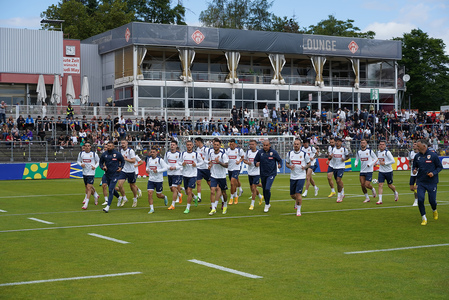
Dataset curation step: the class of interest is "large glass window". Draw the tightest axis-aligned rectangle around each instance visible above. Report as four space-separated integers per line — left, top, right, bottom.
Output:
139 86 161 98
256 89 276 101
212 88 231 99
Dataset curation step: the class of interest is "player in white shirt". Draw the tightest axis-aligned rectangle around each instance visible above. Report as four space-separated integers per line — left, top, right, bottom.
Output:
326 137 337 197
243 139 264 210
180 140 203 213
145 146 169 214
194 137 211 203
354 139 378 203
300 139 319 197
408 142 419 206
133 155 145 207
329 137 350 203
164 140 183 210
208 138 229 215
376 141 399 204
226 138 245 205
286 139 311 216
117 140 138 207
78 143 100 209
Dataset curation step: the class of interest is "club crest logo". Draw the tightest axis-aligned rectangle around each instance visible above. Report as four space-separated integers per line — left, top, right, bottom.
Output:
348 41 359 54
125 28 131 42
191 30 205 45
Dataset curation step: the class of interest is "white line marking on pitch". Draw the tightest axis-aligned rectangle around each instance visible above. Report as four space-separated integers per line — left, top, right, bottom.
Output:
0 193 83 199
0 209 6 213
0 272 142 287
345 243 449 254
0 215 269 234
188 259 262 279
28 217 54 224
88 233 129 244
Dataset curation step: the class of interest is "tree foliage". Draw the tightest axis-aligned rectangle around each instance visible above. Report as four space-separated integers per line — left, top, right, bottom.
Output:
395 29 449 110
305 15 375 39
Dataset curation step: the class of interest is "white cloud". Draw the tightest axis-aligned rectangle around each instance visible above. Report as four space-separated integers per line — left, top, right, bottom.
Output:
0 17 41 29
399 3 431 23
364 22 416 40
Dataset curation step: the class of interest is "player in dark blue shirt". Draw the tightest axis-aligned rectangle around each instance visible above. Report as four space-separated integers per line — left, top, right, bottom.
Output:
99 141 125 213
254 139 282 213
412 139 443 225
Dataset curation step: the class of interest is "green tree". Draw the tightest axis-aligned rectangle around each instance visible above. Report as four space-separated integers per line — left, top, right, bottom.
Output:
271 15 301 33
395 29 449 110
305 15 375 39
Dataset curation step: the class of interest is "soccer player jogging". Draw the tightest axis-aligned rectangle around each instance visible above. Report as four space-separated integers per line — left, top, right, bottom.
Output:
408 142 419 206
243 139 264 210
99 141 125 213
181 140 203 214
376 141 399 205
354 139 378 203
133 155 145 206
300 139 319 197
286 139 311 216
145 146 169 214
208 138 229 215
326 137 337 197
254 139 282 212
116 140 138 207
413 139 442 225
329 137 349 203
226 139 245 205
195 137 211 203
78 143 100 209
165 140 183 210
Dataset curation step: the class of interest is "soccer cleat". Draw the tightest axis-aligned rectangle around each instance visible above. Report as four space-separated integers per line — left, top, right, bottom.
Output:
363 198 370 203
197 197 202 203
336 196 342 203
421 219 427 225
132 199 137 208
222 207 227 214
234 196 238 204
376 201 382 205
259 196 264 205
148 208 154 214
184 208 190 214
138 189 142 198
229 198 234 205
296 211 301 217
302 192 307 197
208 209 216 216
101 201 108 206
394 192 399 202
82 199 86 204
117 197 122 207
413 200 418 207
263 204 271 212
249 205 254 210
179 194 183 204
82 203 88 210
168 205 175 210
103 205 110 213
238 189 243 197
120 198 128 207
314 187 319 196
328 191 336 198
164 196 168 206
194 196 198 207
433 210 438 220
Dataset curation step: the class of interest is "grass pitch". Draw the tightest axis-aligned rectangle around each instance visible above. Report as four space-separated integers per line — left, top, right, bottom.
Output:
1 171 448 299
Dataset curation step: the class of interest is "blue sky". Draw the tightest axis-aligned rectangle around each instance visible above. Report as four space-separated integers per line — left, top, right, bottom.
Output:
1 0 448 52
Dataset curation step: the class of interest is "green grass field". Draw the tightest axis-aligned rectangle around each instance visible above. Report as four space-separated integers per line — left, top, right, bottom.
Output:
1 171 448 299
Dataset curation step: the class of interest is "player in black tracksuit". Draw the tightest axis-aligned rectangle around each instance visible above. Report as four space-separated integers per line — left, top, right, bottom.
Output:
99 141 125 212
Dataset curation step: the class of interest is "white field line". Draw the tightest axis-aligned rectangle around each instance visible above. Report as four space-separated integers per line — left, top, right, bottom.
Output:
188 259 262 279
0 215 269 234
0 193 83 199
27 217 54 224
88 233 129 244
0 272 142 287
0 209 6 212
345 243 449 254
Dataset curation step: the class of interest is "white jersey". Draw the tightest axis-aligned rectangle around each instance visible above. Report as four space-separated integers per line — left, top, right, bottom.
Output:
285 150 310 180
196 145 210 170
120 147 136 173
180 151 203 178
330 146 349 169
209 149 229 179
244 149 260 176
77 151 100 176
327 145 335 168
408 150 418 177
164 151 183 176
225 147 245 171
377 149 395 173
145 156 168 182
134 155 141 175
356 148 378 173
301 146 317 166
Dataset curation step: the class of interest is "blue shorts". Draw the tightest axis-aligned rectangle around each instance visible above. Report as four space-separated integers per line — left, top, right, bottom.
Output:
197 169 211 182
360 172 373 182
333 169 345 179
168 175 183 187
101 174 108 184
147 181 163 193
290 179 306 195
308 165 318 172
228 170 240 180
248 175 260 186
261 175 276 190
327 166 334 173
210 177 228 190
83 175 94 185
118 171 137 184
183 176 196 190
378 171 393 184
409 176 417 186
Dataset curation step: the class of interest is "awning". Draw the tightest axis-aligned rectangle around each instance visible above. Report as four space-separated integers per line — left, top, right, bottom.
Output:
178 48 195 82
51 75 62 104
311 56 326 87
350 58 360 89
66 75 76 103
36 74 47 103
225 51 240 84
80 75 89 104
269 54 286 85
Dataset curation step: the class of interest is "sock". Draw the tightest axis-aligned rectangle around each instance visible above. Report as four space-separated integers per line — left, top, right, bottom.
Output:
364 193 369 198
133 197 137 201
214 200 218 207
372 188 376 193
220 195 224 202
395 191 398 195
84 198 89 205
223 202 227 208
342 188 345 195
315 186 319 190
258 193 263 199
85 194 87 199
94 192 99 198
150 204 154 210
379 195 383 202
123 196 128 201
186 203 191 210
198 192 201 199
251 200 255 206
138 188 141 193
303 190 308 196
338 192 341 198
297 205 301 214
239 187 243 193
178 192 182 197
211 202 216 210
171 201 176 207
104 197 108 202
422 215 427 221
331 188 335 193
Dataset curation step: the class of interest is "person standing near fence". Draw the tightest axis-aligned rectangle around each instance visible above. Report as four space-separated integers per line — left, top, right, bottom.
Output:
413 139 442 225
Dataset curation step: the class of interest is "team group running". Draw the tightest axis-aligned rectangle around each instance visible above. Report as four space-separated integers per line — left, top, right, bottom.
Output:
77 136 442 225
